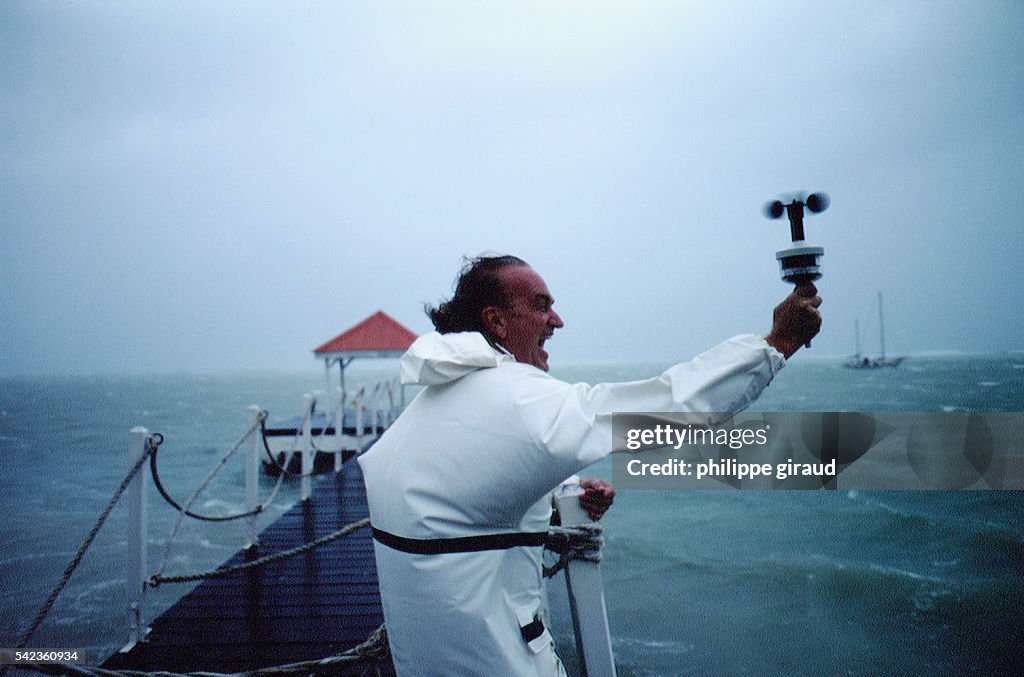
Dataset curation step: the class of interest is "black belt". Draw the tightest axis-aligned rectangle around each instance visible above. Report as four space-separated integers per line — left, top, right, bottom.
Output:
371 526 547 555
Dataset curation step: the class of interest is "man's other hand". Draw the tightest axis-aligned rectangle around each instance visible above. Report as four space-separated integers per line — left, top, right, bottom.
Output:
578 478 616 521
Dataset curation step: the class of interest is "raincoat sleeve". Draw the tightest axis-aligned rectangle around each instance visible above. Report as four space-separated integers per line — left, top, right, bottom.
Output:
506 334 785 478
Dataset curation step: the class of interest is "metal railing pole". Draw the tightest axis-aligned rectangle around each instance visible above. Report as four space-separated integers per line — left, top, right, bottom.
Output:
301 394 314 501
123 427 149 651
355 402 365 453
334 387 344 473
245 406 261 549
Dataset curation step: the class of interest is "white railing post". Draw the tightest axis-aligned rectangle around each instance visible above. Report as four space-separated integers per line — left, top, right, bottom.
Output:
554 480 617 677
324 359 334 407
355 401 365 453
301 394 314 501
372 384 383 437
123 426 149 652
245 406 261 549
334 387 345 472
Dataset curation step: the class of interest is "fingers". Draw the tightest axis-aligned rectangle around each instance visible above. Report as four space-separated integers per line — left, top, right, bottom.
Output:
793 284 822 318
579 478 610 492
801 293 823 330
578 478 616 520
794 282 817 298
794 284 822 312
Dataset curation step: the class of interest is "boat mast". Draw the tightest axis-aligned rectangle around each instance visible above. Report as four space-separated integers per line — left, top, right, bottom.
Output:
854 317 862 358
878 292 886 361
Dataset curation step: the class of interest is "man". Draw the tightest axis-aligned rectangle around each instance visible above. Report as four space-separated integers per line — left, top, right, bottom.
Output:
359 254 821 675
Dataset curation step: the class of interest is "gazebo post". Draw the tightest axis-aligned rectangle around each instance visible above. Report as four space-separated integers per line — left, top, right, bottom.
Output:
323 357 334 408
339 357 353 403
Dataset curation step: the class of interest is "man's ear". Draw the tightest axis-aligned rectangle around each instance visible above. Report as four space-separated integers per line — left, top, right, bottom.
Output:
481 306 508 340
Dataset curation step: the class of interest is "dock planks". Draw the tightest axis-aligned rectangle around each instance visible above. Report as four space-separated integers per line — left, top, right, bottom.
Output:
103 459 393 674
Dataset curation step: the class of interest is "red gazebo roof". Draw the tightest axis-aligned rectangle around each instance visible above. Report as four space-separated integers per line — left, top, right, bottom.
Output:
313 310 418 358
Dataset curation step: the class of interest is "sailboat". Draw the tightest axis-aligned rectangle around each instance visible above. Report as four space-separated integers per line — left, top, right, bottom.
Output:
845 292 904 368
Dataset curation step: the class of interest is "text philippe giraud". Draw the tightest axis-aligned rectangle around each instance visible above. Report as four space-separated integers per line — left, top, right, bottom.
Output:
624 423 836 481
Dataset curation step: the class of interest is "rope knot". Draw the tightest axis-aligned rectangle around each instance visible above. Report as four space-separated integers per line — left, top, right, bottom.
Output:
543 524 604 578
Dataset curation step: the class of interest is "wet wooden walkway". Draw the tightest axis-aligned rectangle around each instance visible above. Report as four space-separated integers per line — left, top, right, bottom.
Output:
103 459 393 674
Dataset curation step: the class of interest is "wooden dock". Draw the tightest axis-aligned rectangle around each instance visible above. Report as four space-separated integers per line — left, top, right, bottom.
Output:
103 459 394 674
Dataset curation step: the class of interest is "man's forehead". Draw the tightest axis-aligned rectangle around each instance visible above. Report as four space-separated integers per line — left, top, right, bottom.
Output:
499 265 553 300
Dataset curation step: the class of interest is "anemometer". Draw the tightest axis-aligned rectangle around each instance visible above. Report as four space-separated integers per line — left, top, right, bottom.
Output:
764 192 829 285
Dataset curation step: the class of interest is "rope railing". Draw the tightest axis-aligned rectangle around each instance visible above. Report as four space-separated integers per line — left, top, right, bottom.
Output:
258 415 304 478
308 389 363 455
150 411 271 583
150 423 269 523
11 436 158 655
149 407 307 527
148 517 371 587
20 623 390 677
263 390 380 465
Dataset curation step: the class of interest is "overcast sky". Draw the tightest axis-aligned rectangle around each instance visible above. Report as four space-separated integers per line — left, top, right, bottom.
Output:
2 1 1022 376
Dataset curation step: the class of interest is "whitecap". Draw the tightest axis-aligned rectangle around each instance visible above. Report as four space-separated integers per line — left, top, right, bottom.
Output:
866 562 947 584
613 636 696 655
200 498 243 514
86 578 121 594
53 614 81 627
197 537 234 551
911 581 954 613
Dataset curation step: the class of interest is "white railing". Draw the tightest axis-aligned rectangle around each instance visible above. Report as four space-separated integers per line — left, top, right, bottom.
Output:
266 382 400 500
121 405 269 652
125 427 149 651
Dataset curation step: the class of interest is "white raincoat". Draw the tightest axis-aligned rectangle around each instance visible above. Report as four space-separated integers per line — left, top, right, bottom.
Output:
358 331 785 676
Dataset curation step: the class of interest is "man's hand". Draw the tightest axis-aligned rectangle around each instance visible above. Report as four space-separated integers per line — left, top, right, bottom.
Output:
578 478 616 521
765 283 823 358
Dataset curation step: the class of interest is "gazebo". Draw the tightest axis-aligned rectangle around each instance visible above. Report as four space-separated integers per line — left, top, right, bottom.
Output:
312 310 418 402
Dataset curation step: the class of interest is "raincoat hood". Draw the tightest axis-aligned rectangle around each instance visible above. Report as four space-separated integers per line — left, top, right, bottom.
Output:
400 331 513 386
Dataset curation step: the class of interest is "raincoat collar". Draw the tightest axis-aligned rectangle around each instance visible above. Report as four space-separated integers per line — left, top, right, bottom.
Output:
400 331 515 386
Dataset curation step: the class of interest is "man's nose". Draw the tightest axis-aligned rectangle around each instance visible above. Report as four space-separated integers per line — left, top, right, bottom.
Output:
549 310 564 328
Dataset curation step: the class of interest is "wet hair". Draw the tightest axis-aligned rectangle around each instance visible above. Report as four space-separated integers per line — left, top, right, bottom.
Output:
426 255 528 334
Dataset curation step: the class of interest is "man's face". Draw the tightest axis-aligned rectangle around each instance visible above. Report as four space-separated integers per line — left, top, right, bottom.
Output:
491 265 564 372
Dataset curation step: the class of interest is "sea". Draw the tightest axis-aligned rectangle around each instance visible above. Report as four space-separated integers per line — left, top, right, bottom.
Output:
1 354 1022 676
